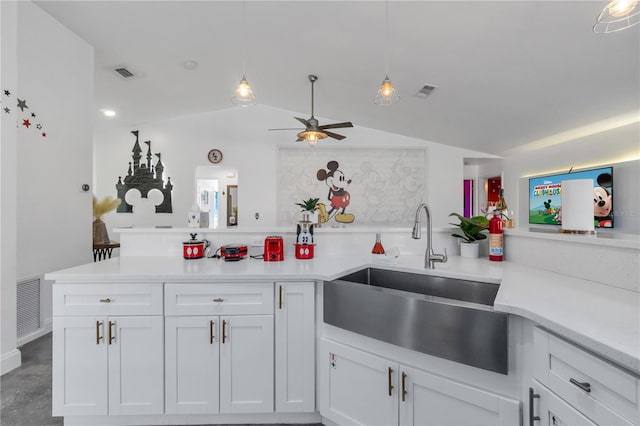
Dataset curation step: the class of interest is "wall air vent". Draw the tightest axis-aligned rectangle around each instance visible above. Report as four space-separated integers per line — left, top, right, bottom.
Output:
114 67 135 78
416 84 437 98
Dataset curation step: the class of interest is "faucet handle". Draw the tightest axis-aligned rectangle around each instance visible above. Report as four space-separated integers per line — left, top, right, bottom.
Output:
433 248 447 264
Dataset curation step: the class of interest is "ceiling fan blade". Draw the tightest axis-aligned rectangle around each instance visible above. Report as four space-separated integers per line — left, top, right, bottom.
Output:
324 130 346 140
319 121 353 130
294 117 311 128
268 128 304 131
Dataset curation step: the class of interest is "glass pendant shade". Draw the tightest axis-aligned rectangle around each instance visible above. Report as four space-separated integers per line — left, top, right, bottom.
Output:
593 0 639 33
374 75 400 106
231 75 256 106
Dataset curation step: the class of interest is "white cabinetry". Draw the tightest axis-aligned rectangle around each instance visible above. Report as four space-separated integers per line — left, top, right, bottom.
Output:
275 282 315 413
52 284 164 416
528 327 639 426
164 282 274 414
321 339 520 426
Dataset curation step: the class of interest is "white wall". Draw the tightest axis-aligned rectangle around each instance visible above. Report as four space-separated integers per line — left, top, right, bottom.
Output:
94 105 493 232
1 1 94 373
1 0 21 375
502 122 640 234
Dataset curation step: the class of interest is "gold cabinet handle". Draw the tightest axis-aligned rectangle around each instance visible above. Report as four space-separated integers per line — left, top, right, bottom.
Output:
96 321 103 344
209 320 215 344
99 298 111 303
108 320 115 344
388 367 394 396
279 285 283 309
222 320 227 344
401 372 408 402
213 298 224 303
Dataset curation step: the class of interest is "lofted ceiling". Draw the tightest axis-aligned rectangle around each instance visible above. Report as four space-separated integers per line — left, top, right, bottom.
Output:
34 1 640 156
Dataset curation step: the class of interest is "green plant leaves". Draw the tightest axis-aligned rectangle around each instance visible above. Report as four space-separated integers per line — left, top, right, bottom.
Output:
448 212 489 243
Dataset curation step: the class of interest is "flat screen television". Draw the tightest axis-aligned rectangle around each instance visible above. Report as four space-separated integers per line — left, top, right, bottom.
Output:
528 166 613 228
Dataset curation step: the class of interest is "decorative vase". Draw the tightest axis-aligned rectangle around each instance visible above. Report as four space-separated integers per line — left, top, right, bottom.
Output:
93 218 110 244
460 241 480 258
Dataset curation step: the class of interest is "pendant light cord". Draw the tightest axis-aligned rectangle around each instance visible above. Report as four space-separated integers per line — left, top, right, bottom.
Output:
385 0 389 76
242 0 247 76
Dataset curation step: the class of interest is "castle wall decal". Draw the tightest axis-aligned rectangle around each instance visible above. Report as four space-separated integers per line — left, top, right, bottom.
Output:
116 130 173 213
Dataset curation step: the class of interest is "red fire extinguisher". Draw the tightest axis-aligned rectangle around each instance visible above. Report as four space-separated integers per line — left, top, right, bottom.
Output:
489 210 503 261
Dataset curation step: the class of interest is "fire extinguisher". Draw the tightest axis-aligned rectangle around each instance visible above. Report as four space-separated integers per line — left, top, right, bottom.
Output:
489 210 503 262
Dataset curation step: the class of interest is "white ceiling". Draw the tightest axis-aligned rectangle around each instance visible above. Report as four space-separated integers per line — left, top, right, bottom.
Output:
34 0 640 155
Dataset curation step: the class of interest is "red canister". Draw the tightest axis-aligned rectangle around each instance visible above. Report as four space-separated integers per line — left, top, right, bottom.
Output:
183 233 208 259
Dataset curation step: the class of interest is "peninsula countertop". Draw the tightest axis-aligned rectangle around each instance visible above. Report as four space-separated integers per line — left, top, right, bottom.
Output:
46 254 640 376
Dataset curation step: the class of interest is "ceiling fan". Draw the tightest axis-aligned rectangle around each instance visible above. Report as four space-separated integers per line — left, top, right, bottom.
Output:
269 74 353 144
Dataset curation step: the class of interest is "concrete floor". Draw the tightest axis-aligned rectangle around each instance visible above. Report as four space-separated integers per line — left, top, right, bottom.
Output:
0 333 61 426
1 332 322 426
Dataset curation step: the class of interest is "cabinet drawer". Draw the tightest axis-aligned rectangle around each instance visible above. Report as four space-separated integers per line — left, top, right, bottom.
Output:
165 283 274 316
534 327 639 426
53 283 163 316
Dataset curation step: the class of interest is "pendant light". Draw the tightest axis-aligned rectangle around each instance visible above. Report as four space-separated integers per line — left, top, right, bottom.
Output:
593 0 639 33
374 0 400 106
232 0 256 106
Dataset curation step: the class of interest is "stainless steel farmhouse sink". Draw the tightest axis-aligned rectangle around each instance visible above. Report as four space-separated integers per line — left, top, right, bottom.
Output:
323 268 508 374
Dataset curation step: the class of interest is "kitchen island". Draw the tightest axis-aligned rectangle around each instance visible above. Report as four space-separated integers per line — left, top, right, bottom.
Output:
46 250 640 426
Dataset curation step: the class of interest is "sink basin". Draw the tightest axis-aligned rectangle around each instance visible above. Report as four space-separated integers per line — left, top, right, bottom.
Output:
324 268 508 374
337 267 500 306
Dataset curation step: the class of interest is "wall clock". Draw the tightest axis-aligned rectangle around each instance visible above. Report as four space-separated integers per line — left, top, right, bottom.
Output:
207 149 223 164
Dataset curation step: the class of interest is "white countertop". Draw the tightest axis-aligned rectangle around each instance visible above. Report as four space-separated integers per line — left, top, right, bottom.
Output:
46 254 640 375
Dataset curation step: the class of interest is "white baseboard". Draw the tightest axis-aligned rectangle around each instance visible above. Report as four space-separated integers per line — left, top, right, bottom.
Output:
16 319 52 347
1 348 22 375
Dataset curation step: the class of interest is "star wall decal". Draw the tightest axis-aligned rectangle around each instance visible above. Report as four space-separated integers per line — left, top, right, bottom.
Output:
4 90 10 96
17 98 28 111
42 132 47 137
31 112 36 118
36 124 42 130
22 119 31 128
3 107 9 114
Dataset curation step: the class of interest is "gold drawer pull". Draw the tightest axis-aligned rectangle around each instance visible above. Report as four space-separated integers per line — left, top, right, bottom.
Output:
108 321 115 344
401 371 408 402
99 298 111 303
222 320 227 344
279 285 283 309
96 321 103 344
213 298 224 303
387 367 394 396
209 320 215 344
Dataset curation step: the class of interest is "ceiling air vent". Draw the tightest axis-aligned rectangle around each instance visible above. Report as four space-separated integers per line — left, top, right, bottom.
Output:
416 84 437 98
114 67 135 78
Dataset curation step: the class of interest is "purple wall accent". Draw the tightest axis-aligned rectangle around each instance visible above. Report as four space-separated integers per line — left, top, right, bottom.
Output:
464 179 474 217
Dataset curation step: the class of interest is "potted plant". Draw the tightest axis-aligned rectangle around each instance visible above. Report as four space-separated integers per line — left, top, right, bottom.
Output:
448 212 489 258
295 197 320 223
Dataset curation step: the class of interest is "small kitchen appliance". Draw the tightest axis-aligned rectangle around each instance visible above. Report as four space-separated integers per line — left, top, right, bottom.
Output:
295 221 315 259
183 233 209 259
264 236 285 261
220 244 248 261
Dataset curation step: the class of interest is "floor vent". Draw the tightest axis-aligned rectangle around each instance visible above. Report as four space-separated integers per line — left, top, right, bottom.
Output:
17 278 41 339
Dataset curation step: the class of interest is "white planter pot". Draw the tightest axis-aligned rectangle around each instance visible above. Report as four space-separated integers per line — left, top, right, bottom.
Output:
460 241 480 258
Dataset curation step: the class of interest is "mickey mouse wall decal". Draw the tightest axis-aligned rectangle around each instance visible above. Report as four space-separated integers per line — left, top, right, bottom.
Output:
316 160 355 224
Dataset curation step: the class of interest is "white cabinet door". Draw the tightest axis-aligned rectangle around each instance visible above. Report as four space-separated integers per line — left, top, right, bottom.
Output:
220 315 274 413
323 340 399 426
107 316 164 415
400 366 520 426
275 282 315 413
52 317 108 416
165 316 220 414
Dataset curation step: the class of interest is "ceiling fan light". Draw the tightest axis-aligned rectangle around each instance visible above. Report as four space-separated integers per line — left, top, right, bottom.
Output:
374 75 400 106
593 0 640 33
297 130 328 145
231 76 256 106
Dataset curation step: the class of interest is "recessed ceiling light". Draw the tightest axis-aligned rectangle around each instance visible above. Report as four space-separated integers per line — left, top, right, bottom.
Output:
101 109 116 117
182 60 199 70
